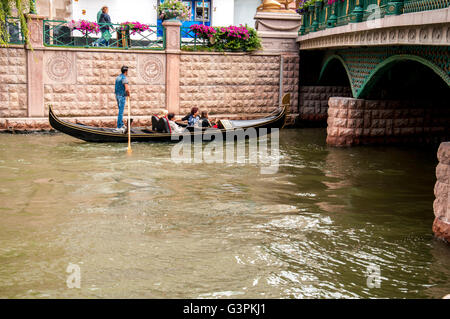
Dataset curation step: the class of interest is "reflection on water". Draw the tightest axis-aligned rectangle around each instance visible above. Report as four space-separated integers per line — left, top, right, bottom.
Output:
0 130 448 298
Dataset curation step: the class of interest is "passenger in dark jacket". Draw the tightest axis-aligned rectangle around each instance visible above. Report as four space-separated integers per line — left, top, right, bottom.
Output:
199 111 212 127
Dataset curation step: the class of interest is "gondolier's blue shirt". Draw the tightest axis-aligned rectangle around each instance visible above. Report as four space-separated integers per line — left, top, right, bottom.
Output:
115 74 129 97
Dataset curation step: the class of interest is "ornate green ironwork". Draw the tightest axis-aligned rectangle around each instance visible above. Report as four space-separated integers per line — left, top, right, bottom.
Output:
403 0 450 13
180 27 207 50
385 0 404 15
350 0 364 22
299 0 450 35
43 20 165 50
319 46 450 97
327 2 337 28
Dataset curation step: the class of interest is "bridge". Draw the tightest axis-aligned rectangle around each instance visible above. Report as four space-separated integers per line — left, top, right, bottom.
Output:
293 1 450 242
295 0 449 147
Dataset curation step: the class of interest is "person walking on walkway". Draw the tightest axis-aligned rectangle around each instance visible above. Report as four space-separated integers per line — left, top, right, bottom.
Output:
94 6 111 46
114 66 130 133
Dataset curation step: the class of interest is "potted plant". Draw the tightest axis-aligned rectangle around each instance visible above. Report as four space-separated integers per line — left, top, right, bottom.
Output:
118 21 149 48
67 19 100 46
296 0 306 14
68 19 100 35
189 24 217 46
120 21 150 35
158 0 191 21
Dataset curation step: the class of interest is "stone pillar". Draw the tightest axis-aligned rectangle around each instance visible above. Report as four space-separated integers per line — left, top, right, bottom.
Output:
326 97 365 146
163 20 181 115
25 14 45 117
254 11 302 54
433 142 450 243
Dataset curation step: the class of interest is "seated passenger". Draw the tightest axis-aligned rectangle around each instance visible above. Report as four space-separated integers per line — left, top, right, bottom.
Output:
181 113 190 121
167 113 184 133
187 107 200 126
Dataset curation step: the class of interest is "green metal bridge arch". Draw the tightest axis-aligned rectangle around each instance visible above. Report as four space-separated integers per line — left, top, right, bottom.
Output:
318 46 450 99
357 54 450 98
319 54 356 97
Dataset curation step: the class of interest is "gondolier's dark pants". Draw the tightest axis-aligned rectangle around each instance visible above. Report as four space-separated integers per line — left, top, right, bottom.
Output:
116 95 126 128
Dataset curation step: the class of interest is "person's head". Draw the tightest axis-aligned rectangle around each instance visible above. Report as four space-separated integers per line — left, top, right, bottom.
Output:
168 113 175 121
121 65 128 76
190 107 199 116
201 111 208 119
102 6 108 13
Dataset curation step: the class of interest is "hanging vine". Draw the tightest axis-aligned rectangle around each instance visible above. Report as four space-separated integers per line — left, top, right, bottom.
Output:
0 0 32 47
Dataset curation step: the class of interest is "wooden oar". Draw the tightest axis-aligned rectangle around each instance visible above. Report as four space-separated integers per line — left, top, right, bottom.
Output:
127 96 132 155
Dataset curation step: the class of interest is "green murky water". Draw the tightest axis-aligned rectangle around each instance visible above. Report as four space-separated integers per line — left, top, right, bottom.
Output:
0 129 449 298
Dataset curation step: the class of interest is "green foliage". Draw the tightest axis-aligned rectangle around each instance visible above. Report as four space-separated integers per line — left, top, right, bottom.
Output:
158 0 190 21
184 24 261 52
298 0 323 11
212 26 261 52
0 0 30 47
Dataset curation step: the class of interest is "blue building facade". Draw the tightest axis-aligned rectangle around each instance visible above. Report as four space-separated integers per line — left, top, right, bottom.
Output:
157 0 212 34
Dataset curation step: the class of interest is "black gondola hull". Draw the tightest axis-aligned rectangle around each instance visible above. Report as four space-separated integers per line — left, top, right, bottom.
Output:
49 94 290 143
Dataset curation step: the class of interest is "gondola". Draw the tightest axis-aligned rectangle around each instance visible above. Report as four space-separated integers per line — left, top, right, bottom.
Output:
48 94 290 143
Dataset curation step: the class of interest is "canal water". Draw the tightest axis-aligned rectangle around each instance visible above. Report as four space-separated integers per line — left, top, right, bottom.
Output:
0 129 449 298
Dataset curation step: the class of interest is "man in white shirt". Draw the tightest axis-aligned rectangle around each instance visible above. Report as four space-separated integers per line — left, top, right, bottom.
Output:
167 113 184 133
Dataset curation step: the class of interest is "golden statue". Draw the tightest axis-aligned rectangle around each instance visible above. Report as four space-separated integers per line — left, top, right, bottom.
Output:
257 0 296 13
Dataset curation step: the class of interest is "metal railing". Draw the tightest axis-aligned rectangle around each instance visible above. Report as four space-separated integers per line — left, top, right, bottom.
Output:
180 27 208 51
403 0 450 13
299 0 450 36
5 17 25 44
43 20 165 50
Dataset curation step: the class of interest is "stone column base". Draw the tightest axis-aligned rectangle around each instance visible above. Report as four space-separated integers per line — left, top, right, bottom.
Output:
433 218 450 243
326 97 450 147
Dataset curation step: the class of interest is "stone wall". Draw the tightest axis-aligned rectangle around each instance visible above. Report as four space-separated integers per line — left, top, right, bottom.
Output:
326 97 450 146
43 51 166 117
179 53 282 116
0 48 27 118
282 55 300 115
433 142 450 243
299 86 351 123
0 16 300 131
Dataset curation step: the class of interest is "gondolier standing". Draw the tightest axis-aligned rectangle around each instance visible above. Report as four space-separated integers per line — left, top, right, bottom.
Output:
114 66 130 133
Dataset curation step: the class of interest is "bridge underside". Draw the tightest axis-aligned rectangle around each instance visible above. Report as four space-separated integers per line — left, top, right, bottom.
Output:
296 5 450 243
